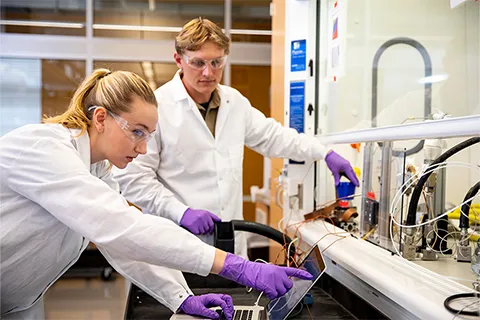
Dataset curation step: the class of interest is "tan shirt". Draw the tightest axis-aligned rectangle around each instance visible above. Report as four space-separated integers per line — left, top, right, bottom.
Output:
195 89 221 137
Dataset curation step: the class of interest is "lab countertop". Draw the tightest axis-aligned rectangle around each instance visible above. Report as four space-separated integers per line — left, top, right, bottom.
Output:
124 274 359 320
298 220 479 320
413 256 478 286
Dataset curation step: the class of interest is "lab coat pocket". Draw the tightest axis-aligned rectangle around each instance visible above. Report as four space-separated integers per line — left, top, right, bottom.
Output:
176 146 208 175
228 145 244 183
173 147 187 172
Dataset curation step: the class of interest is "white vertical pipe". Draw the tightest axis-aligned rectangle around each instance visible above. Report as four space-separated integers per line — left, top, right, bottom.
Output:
86 0 93 76
223 0 232 86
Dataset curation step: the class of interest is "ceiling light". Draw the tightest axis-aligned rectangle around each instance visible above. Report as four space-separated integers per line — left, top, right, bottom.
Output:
93 24 181 32
0 20 84 29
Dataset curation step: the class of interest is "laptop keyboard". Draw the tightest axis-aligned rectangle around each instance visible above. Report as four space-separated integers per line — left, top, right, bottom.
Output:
216 309 253 320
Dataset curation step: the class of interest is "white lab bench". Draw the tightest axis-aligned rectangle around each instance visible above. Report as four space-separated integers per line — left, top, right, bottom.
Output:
294 219 479 320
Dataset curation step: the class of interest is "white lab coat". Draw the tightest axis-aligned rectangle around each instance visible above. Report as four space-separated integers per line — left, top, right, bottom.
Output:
0 124 216 318
114 71 329 257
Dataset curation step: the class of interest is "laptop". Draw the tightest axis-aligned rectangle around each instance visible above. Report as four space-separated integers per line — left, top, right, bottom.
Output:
170 244 327 320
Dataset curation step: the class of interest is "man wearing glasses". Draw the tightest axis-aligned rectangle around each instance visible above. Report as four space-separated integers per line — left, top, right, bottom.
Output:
114 17 359 257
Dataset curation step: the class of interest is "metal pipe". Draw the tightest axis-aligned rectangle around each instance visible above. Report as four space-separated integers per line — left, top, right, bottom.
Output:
378 141 392 248
399 149 407 252
371 37 432 156
360 142 374 237
457 227 472 263
431 168 448 252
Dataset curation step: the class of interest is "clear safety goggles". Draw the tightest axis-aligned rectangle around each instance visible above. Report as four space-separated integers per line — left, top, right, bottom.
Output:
88 106 155 143
183 54 228 70
106 110 155 143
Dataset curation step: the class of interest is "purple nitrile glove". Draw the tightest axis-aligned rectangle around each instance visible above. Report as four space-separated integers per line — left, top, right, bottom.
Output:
179 294 234 320
219 253 313 300
180 208 221 235
324 151 360 187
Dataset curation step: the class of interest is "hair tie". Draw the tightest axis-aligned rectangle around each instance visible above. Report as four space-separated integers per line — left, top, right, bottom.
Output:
99 71 112 80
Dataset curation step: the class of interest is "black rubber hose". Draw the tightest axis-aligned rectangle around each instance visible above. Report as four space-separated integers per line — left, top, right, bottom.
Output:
444 292 480 316
406 137 480 226
231 220 296 261
459 181 480 229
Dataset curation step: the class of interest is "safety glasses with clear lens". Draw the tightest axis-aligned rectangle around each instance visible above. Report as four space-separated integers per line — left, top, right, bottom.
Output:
183 55 228 70
106 110 155 143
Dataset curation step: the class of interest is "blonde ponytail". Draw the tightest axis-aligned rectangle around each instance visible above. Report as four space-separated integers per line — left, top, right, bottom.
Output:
44 68 157 136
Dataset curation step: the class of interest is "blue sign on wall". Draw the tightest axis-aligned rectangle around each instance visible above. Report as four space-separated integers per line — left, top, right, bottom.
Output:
291 39 307 72
289 81 305 165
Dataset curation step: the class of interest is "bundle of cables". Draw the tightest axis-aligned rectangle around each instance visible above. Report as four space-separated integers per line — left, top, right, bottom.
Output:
386 137 480 318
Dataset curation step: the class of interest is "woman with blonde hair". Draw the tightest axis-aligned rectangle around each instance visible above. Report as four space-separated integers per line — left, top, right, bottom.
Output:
0 69 311 320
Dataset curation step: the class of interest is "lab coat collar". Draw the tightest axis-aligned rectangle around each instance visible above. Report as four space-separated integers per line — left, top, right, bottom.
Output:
171 70 229 105
68 128 91 168
214 85 231 139
171 70 232 138
172 70 191 103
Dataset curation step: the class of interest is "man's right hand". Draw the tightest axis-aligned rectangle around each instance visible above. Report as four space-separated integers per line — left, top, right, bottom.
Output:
324 150 360 187
180 208 221 235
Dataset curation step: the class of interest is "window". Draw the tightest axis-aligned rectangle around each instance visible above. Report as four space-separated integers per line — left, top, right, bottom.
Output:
232 0 271 43
0 0 86 36
93 0 224 40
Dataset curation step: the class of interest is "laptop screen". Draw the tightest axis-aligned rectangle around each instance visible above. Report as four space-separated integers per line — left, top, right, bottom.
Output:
266 245 327 320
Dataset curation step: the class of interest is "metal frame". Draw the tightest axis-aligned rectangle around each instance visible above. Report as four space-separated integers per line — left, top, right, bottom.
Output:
0 0 272 79
0 33 271 66
0 21 273 36
378 141 393 249
86 0 93 75
224 0 232 86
